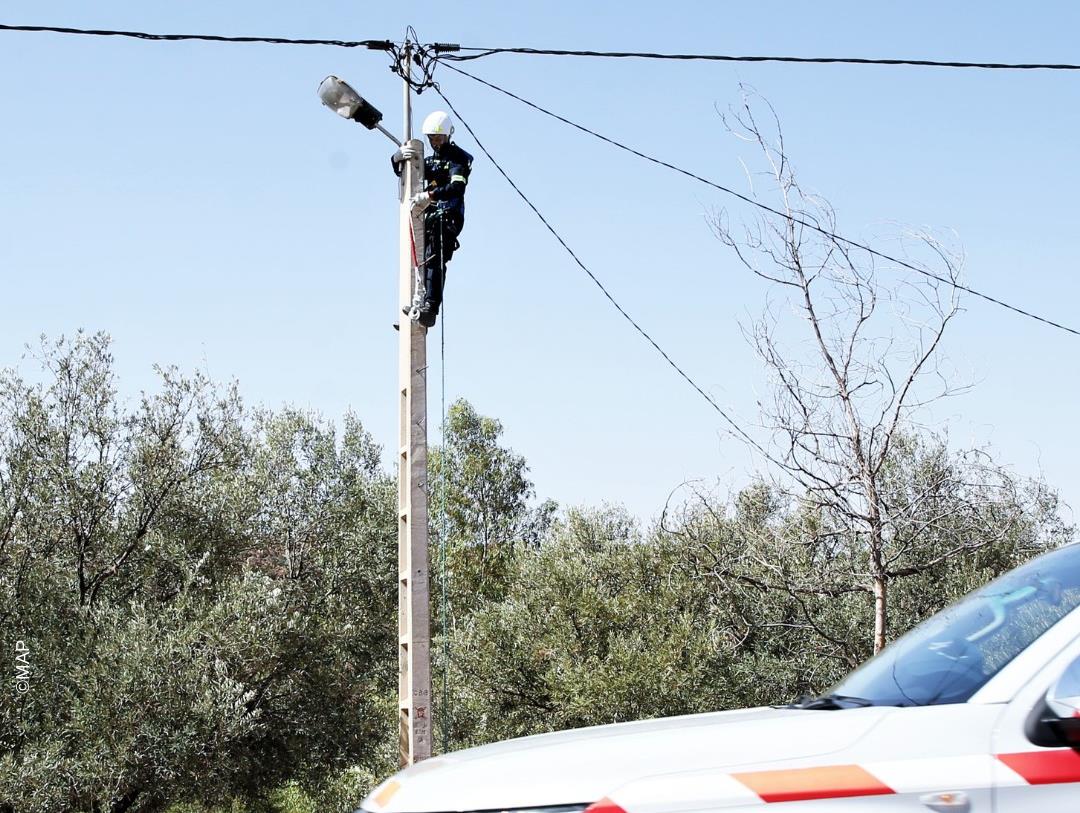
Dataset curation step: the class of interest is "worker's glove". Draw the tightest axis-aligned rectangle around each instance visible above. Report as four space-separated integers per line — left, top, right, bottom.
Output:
410 191 432 212
398 144 419 162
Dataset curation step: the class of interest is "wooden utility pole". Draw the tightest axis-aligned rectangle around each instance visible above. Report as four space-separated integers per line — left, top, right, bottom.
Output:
396 43 432 767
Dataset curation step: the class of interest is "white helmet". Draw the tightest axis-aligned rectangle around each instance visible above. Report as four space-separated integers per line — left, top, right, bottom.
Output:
422 111 454 137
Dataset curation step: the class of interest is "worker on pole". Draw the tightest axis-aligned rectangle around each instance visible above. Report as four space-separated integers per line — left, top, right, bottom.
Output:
393 111 473 327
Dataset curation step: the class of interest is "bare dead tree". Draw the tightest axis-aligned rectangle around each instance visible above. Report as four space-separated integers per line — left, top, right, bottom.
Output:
710 90 1027 652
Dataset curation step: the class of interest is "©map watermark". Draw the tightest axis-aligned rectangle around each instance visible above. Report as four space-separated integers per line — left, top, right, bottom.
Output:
13 640 30 695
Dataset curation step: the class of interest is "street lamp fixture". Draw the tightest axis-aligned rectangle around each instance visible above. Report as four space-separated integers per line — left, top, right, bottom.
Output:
318 75 399 144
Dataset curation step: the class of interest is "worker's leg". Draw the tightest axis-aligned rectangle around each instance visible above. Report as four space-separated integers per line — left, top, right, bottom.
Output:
443 212 462 262
430 212 461 302
416 213 444 326
419 212 462 326
422 213 445 313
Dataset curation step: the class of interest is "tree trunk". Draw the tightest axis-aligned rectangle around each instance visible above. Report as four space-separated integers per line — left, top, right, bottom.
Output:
110 788 141 813
866 480 888 654
872 574 887 654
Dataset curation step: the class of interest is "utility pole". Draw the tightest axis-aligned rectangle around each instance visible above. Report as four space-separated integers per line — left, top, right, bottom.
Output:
396 42 432 767
317 40 433 768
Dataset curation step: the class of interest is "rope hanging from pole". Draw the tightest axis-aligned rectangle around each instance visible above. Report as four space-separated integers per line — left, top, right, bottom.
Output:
438 217 451 754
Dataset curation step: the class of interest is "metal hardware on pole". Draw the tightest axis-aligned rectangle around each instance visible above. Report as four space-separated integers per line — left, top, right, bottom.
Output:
375 122 400 145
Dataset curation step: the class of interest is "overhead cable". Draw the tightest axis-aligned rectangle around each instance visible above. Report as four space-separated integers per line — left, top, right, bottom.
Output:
0 22 392 49
7 24 1080 73
445 46 1080 72
440 62 1080 338
431 82 775 457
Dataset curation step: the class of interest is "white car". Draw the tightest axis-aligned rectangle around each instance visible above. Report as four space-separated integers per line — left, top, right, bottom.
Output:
363 543 1080 813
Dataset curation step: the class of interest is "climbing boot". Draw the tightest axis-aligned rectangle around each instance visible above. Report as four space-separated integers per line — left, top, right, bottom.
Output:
417 299 437 327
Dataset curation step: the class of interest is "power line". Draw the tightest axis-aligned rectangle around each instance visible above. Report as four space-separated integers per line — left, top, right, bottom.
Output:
445 45 1080 72
430 82 773 457
8 23 1080 73
0 22 391 49
440 62 1080 338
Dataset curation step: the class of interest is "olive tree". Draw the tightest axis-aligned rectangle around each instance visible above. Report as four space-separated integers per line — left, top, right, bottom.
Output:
710 91 1049 652
0 334 398 813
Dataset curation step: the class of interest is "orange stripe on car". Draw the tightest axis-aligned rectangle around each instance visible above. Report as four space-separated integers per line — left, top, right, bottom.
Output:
731 764 895 804
373 780 402 808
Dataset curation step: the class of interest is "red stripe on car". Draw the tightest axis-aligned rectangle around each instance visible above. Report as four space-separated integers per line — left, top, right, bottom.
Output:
998 750 1080 786
584 797 629 813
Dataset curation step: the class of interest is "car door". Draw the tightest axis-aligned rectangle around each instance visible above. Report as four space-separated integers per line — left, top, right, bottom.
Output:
992 635 1080 810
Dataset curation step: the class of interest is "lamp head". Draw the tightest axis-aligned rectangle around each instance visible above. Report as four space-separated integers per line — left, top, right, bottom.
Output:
318 76 384 129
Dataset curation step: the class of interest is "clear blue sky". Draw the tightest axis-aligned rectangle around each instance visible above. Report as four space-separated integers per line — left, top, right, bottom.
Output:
3 1 1079 523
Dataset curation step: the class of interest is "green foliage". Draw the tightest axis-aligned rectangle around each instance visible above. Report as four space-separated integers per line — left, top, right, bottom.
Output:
1 336 1072 812
442 437 1072 750
431 400 556 613
428 399 555 749
0 334 397 813
444 506 729 746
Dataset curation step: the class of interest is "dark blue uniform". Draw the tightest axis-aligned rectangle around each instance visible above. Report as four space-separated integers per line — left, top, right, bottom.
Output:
393 141 473 324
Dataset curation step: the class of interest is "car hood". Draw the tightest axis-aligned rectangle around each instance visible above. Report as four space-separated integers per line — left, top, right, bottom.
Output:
364 705 894 813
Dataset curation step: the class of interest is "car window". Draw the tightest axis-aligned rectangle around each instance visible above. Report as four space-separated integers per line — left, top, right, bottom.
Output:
833 545 1080 707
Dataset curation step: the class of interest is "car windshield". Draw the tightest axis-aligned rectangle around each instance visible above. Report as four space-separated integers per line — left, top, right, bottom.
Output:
832 544 1080 707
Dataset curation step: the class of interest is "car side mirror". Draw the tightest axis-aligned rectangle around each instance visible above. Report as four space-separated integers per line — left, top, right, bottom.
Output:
1028 656 1080 748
